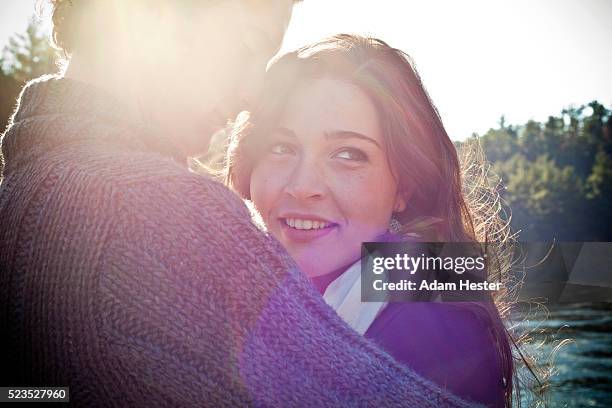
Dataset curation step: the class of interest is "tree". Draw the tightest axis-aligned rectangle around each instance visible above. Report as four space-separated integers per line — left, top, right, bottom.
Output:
1 16 57 83
480 101 612 241
0 16 57 132
480 126 519 163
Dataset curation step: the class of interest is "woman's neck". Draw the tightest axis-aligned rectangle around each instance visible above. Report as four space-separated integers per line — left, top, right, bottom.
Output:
309 261 357 295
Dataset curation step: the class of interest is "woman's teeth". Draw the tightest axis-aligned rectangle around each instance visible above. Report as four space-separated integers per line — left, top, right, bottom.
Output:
285 218 331 230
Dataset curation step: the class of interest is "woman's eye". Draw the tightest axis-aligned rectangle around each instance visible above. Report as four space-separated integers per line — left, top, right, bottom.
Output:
334 148 368 162
269 143 295 155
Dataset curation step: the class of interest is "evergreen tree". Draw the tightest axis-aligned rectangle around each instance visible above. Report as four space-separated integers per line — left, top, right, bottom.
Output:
1 16 57 83
0 16 57 131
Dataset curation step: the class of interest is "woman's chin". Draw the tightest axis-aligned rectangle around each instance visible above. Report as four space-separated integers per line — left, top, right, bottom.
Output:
298 263 334 279
275 224 358 279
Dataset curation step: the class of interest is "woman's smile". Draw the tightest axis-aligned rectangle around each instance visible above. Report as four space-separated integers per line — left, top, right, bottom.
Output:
276 213 340 243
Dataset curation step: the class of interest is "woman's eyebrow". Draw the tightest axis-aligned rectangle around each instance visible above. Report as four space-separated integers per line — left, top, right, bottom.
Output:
325 131 381 149
274 126 297 138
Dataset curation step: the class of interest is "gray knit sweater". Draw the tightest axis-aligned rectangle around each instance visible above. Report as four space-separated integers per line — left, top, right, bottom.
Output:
0 76 480 407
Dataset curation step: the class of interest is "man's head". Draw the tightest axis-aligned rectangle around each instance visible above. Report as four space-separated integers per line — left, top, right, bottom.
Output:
49 0 297 155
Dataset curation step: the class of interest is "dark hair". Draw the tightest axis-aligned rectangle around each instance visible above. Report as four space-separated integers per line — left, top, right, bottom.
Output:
225 34 551 406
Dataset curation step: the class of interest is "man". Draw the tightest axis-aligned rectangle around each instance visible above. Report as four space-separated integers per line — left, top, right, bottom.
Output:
0 1 477 406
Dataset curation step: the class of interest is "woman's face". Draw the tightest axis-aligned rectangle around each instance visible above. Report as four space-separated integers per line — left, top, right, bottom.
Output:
250 78 406 278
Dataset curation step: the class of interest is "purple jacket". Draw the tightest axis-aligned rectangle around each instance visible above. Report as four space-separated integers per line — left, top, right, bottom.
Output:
313 274 508 407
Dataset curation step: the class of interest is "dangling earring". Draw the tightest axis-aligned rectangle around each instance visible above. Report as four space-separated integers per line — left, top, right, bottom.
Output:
388 217 402 234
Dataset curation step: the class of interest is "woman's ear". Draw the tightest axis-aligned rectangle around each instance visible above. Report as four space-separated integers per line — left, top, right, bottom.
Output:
394 185 416 213
393 191 408 213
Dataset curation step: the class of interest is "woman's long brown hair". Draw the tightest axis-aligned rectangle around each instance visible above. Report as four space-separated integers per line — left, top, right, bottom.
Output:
224 34 548 407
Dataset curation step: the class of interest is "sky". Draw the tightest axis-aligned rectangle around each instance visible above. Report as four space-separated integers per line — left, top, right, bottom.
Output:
1 0 611 140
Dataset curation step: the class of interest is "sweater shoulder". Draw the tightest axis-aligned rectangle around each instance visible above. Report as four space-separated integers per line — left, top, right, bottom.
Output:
51 145 249 219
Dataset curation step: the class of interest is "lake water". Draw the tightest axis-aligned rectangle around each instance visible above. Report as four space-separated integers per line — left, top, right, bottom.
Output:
514 302 612 407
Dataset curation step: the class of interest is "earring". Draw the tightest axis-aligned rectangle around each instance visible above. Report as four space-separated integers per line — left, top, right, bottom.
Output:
388 217 402 234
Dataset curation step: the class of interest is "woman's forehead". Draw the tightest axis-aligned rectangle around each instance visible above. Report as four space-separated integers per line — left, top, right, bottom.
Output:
278 78 382 142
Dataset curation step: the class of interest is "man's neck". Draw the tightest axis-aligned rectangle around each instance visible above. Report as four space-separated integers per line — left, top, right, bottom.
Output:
63 57 213 160
64 55 146 127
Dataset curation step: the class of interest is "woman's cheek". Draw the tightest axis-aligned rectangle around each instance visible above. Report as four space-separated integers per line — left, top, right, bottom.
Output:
342 170 395 232
250 166 278 224
336 171 375 208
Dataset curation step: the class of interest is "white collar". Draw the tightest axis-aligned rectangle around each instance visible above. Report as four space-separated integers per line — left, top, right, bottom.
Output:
322 260 388 335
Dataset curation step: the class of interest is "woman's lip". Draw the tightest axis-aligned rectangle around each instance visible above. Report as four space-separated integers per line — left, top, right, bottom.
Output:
278 219 338 243
277 213 334 224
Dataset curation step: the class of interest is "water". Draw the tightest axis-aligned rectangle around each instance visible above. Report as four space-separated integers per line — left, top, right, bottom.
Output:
514 302 612 407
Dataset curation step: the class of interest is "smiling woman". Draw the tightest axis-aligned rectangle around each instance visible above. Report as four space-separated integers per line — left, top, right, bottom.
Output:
247 77 405 277
224 34 539 407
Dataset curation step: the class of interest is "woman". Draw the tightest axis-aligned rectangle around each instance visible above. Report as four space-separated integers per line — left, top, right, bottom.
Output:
225 34 516 407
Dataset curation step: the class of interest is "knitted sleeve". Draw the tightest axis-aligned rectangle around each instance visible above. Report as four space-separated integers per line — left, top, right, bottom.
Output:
95 173 481 407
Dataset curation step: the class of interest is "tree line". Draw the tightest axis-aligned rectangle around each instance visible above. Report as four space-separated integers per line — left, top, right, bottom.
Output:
462 103 612 241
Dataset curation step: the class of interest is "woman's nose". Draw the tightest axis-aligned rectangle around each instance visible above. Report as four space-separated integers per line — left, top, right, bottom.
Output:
283 159 326 201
